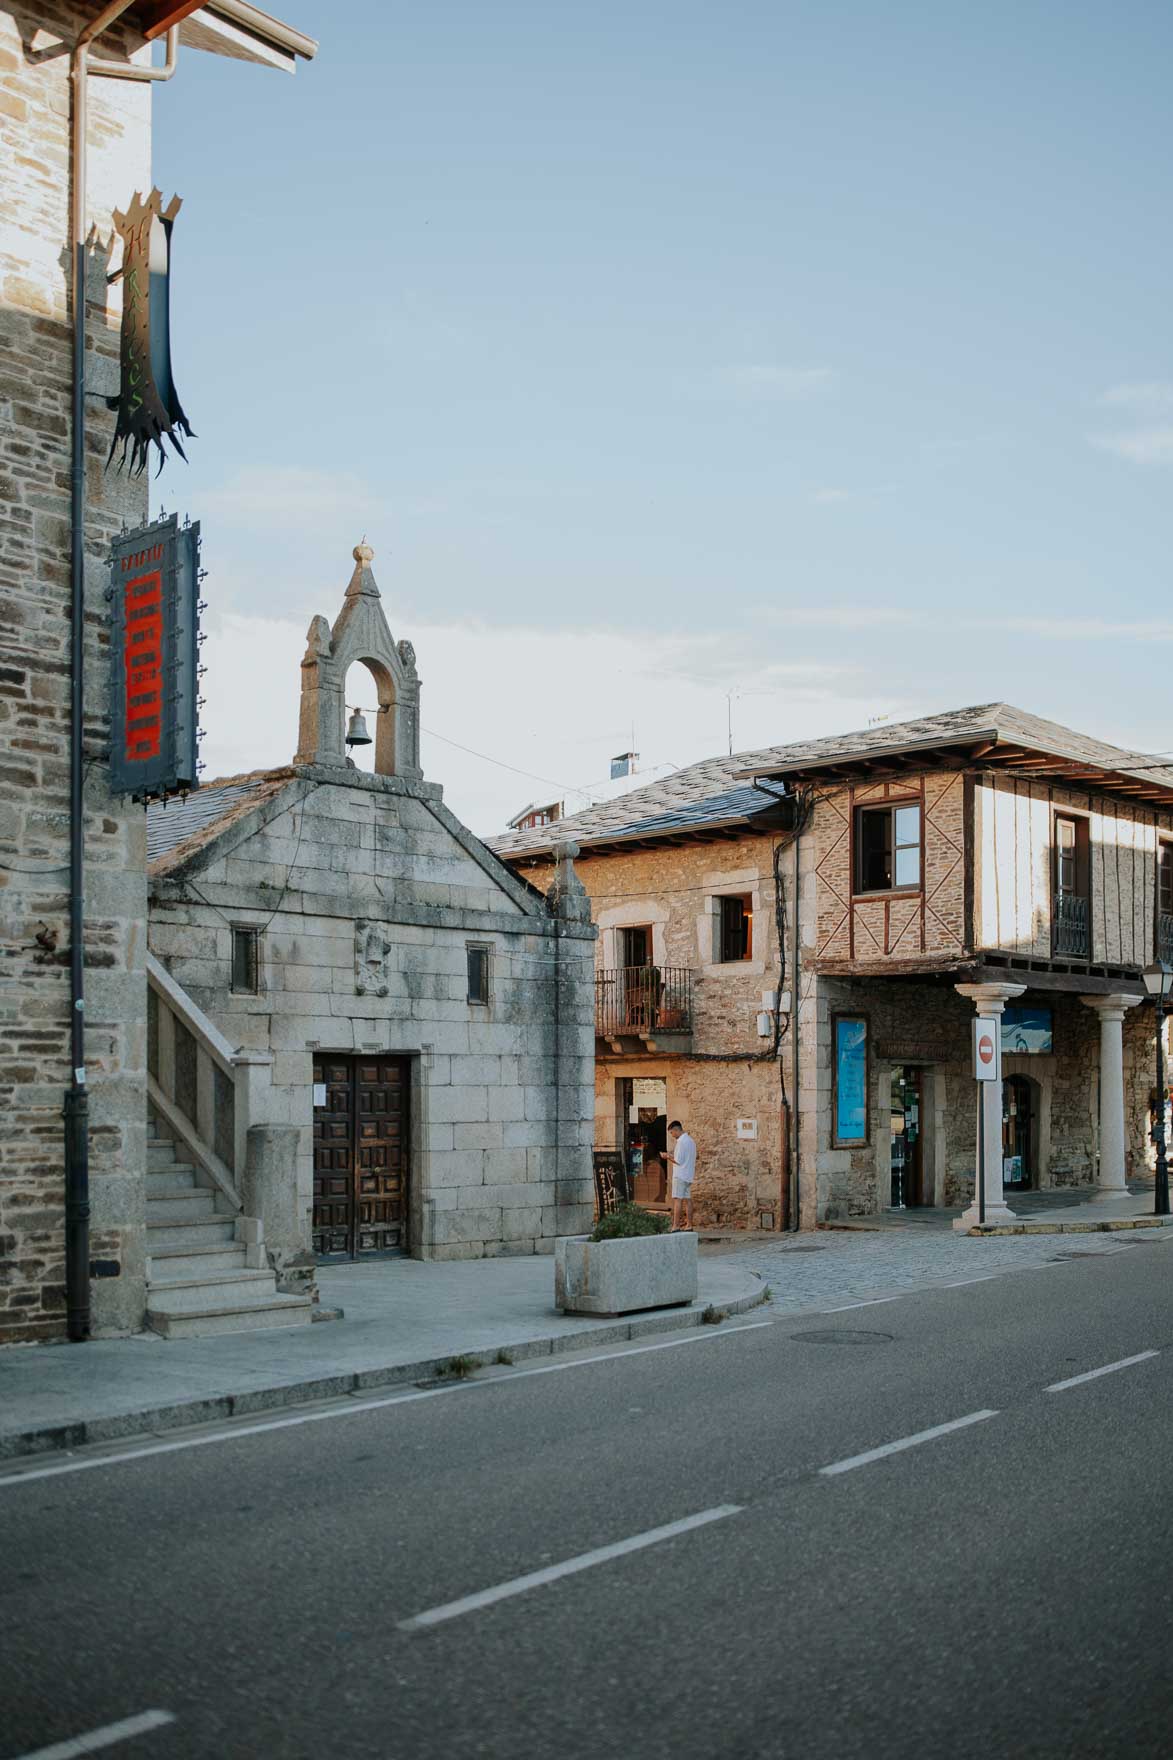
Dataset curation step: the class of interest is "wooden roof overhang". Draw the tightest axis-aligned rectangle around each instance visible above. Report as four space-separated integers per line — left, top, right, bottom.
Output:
735 730 1173 807
502 799 790 867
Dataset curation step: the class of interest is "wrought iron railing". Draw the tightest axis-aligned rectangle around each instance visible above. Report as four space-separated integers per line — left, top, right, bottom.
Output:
1159 912 1173 965
595 966 694 1036
1053 893 1089 958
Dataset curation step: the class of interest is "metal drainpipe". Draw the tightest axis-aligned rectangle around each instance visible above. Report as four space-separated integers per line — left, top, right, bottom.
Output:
790 829 801 1229
66 10 179 1341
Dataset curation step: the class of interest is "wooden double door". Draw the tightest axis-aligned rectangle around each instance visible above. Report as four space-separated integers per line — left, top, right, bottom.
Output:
313 1054 410 1259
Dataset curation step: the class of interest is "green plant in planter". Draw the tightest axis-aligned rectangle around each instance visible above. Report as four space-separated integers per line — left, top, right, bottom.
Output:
590 1203 671 1243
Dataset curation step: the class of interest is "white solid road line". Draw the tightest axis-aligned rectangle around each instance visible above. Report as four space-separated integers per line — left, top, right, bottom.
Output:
0 1321 772 1490
11 1709 175 1760
819 1409 999 1477
398 1506 743 1632
1044 1350 1160 1393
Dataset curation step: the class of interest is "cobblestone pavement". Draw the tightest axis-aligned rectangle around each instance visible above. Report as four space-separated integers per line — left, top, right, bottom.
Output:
703 1224 1170 1314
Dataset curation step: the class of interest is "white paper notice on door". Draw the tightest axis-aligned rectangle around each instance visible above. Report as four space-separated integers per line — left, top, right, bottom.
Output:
313 1083 327 1107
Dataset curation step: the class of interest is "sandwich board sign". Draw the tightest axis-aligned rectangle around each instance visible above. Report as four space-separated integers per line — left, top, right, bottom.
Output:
973 1020 1000 1083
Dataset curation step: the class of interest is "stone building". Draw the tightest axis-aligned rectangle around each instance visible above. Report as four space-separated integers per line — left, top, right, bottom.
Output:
493 704 1172 1231
0 3 315 1342
143 545 594 1332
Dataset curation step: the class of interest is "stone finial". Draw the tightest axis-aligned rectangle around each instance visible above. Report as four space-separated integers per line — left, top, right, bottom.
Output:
302 614 331 666
546 841 591 923
346 540 380 600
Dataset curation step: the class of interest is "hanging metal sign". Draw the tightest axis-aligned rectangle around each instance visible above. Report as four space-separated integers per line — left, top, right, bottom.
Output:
108 512 201 800
108 189 195 475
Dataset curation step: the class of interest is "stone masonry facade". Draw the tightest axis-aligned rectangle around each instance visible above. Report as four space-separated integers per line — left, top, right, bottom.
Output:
150 770 596 1261
1 7 153 1341
518 832 794 1231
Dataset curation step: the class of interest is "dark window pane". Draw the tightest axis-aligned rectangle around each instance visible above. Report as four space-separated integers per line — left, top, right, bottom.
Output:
857 810 892 891
231 928 258 994
621 926 651 968
1160 846 1173 915
467 946 490 1004
719 895 752 961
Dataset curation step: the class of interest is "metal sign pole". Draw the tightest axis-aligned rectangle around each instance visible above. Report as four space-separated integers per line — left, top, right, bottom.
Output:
978 1083 985 1226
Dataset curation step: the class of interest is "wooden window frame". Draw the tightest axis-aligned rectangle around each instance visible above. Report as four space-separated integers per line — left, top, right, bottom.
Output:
716 893 754 963
853 799 923 898
466 943 492 1007
831 1011 870 1148
1158 840 1173 919
230 925 261 995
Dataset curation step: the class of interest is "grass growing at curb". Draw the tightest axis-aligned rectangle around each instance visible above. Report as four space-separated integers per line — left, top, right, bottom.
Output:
437 1354 480 1380
701 1305 728 1325
590 1203 672 1243
495 1348 514 1366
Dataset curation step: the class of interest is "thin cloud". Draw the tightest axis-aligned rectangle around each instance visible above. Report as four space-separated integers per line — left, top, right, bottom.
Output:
1097 382 1173 410
777 606 1173 640
811 487 851 505
710 364 835 401
1088 428 1173 466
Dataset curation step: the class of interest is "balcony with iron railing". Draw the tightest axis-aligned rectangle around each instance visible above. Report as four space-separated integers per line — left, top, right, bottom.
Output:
1053 892 1090 959
595 965 694 1049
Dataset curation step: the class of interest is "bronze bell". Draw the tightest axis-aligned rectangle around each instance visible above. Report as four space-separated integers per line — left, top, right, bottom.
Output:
345 707 372 748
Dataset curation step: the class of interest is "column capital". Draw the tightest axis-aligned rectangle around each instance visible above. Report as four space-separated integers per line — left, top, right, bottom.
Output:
1079 993 1143 1019
955 981 1027 1015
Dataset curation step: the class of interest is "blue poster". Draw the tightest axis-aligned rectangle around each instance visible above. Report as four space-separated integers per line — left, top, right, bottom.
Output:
835 1017 868 1141
1001 1006 1053 1055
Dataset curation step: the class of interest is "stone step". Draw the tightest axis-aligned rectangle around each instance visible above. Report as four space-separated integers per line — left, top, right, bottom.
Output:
147 1242 247 1275
145 1189 221 1223
148 1142 177 1168
147 1169 197 1193
146 1216 237 1250
144 1267 277 1311
145 1294 314 1340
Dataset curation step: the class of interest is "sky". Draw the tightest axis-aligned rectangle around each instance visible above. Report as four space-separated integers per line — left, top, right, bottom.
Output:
152 1 1173 833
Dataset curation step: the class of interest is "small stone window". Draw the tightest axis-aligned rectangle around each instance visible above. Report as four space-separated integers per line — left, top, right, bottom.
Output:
467 944 491 1006
717 895 753 962
231 927 260 995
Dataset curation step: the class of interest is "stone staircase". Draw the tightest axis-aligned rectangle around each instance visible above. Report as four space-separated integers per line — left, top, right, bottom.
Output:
146 1125 313 1339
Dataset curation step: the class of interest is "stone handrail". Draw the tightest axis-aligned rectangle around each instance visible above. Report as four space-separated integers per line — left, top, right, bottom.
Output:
146 951 275 1214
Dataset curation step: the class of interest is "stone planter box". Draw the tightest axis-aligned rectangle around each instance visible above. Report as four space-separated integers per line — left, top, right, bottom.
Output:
555 1230 698 1316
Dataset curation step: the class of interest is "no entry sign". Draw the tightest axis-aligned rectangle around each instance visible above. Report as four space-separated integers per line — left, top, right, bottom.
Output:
973 1019 1000 1083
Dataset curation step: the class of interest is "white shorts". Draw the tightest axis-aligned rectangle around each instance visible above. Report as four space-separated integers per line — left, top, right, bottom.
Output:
672 1175 694 1202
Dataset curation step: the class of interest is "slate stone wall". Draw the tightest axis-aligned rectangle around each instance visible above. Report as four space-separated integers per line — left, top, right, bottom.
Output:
1 7 151 1341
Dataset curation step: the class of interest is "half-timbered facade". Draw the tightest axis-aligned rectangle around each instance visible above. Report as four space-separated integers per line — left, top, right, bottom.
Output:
494 703 1171 1230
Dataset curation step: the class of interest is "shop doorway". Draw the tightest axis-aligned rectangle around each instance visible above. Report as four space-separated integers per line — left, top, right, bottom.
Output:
312 1054 410 1259
1002 1075 1034 1190
621 1076 668 1206
889 1066 927 1207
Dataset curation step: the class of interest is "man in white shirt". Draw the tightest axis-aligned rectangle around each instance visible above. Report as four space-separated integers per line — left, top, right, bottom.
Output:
664 1120 697 1232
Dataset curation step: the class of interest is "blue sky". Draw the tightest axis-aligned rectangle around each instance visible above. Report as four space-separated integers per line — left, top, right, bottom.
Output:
152 2 1173 831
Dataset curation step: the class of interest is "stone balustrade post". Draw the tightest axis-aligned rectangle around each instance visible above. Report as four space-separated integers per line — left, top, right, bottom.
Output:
954 981 1026 1230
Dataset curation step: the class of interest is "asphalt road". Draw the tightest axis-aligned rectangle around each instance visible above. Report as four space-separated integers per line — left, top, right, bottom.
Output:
2 1238 1171 1760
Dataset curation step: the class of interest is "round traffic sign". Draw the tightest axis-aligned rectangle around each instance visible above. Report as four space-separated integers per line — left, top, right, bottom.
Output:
977 1031 995 1065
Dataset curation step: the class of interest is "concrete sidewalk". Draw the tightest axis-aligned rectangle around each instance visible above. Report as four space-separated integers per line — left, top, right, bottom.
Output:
0 1253 765 1461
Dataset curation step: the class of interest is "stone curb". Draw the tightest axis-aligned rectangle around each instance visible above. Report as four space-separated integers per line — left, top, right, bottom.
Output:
963 1216 1173 1237
0 1281 768 1464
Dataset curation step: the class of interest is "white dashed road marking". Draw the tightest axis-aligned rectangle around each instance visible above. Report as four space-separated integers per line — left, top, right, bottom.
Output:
819 1410 1000 1477
398 1506 743 1631
1044 1350 1160 1393
10 1709 175 1760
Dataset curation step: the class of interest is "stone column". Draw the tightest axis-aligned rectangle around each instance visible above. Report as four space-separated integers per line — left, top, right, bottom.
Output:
1080 994 1141 1201
953 982 1026 1230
